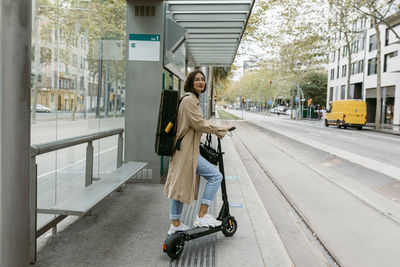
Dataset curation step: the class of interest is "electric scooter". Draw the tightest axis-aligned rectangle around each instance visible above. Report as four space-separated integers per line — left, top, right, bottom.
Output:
163 128 237 259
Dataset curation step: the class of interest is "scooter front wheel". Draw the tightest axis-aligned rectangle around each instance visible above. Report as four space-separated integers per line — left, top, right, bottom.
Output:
163 232 185 259
222 217 237 237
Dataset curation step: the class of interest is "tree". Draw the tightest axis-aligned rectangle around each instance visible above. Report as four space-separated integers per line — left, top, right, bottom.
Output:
298 71 328 106
244 0 329 77
328 0 364 100
32 0 127 119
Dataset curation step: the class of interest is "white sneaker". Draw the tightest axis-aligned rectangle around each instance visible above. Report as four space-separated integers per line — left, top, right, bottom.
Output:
194 214 222 227
168 223 190 235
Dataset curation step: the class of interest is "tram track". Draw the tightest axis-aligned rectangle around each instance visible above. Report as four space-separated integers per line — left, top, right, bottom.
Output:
233 131 341 267
229 120 400 267
244 121 400 227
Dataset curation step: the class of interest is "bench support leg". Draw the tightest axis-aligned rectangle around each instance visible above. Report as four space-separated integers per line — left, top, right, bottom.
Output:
29 159 37 264
86 142 94 187
117 133 123 168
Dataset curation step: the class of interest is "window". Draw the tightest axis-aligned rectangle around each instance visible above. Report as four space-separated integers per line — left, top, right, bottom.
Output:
351 62 356 75
343 46 347 57
361 17 367 29
337 66 340 79
384 54 388 72
342 65 347 77
369 34 377 52
360 37 365 51
338 48 341 62
341 85 346 99
73 54 77 67
329 87 334 102
368 57 377 75
385 28 390 46
330 69 335 80
359 60 364 73
384 51 399 72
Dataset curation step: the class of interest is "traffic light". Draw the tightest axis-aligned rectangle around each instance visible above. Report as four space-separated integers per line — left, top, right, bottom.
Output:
307 98 313 106
214 95 217 102
241 96 245 103
269 80 272 85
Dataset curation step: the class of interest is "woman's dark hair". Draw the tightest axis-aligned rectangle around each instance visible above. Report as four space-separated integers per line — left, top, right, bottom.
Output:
184 70 206 94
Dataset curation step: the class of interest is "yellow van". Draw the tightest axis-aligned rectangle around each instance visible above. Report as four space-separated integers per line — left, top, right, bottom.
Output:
325 100 366 130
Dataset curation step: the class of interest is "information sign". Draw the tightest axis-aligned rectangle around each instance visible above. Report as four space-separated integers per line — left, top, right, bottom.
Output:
129 34 160 61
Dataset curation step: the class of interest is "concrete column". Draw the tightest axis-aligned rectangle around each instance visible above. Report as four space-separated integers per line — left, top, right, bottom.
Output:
1 1 32 266
125 0 164 182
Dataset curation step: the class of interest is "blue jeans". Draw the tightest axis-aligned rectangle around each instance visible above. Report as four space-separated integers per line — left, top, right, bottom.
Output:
170 154 223 220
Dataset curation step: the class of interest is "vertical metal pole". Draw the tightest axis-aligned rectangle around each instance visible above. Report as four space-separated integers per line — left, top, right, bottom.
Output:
96 39 103 118
1 1 32 266
105 60 109 116
117 133 123 168
29 156 37 263
85 141 94 187
381 87 386 127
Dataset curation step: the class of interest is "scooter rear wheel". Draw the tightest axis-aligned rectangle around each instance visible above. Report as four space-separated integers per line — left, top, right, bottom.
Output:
222 218 237 237
163 233 185 259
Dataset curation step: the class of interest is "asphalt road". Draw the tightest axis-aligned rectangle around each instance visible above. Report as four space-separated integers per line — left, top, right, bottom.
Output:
226 109 400 173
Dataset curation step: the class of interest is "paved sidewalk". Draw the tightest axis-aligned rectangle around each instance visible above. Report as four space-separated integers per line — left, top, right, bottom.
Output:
35 134 293 267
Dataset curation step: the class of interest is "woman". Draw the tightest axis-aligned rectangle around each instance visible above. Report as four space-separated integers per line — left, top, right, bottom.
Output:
164 70 232 235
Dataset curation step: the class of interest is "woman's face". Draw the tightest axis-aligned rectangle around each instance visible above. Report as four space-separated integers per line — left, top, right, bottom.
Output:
193 73 206 95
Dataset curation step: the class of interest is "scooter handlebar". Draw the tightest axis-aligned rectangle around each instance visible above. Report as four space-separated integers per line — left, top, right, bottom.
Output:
228 127 236 132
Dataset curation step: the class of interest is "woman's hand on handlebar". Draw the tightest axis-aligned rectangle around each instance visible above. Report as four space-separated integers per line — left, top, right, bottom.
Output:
228 126 236 132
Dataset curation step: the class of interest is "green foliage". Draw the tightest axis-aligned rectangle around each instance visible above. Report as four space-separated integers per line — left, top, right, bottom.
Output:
298 71 327 106
244 0 329 77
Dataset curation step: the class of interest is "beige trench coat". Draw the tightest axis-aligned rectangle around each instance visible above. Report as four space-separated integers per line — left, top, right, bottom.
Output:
164 92 228 205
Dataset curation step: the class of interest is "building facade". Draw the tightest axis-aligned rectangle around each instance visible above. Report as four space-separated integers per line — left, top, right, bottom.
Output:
326 12 400 126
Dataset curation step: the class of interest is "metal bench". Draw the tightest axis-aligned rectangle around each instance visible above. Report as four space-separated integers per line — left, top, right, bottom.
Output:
30 128 147 263
37 161 147 216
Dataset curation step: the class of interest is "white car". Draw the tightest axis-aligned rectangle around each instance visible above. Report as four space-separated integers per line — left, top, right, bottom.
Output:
32 104 52 113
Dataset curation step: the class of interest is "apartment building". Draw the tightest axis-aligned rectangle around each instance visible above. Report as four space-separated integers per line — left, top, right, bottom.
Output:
326 12 400 127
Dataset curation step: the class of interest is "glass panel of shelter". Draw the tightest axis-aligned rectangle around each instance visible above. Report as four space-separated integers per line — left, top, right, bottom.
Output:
31 0 126 229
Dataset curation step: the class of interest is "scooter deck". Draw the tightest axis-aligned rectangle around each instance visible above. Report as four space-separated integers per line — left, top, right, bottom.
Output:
183 226 222 240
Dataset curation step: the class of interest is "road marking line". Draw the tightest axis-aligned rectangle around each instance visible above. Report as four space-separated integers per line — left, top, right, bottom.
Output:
38 145 117 179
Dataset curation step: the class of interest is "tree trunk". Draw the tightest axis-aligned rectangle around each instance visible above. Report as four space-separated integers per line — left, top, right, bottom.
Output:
344 33 352 99
373 16 382 130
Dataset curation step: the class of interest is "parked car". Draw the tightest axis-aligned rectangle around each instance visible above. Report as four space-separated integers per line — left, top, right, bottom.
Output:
31 104 52 113
325 100 366 130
